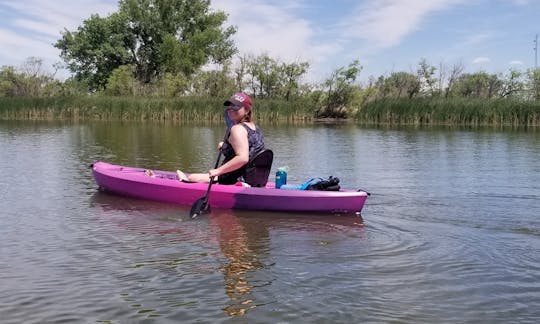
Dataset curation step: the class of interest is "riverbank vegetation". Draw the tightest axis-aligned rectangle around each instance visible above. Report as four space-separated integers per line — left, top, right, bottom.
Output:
0 96 316 123
1 0 540 126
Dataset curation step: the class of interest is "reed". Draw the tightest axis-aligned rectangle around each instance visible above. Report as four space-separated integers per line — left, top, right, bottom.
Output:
0 96 316 124
2 96 540 126
356 98 540 126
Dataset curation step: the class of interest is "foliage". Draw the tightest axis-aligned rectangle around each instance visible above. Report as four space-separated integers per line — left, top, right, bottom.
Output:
104 65 136 96
239 54 309 100
55 0 237 91
159 72 190 97
451 72 502 99
55 13 132 91
280 60 310 100
528 68 540 100
246 54 281 98
318 60 362 118
417 58 437 95
0 95 316 123
357 97 540 126
376 71 420 99
500 69 525 98
190 65 235 98
0 57 54 97
4 49 540 124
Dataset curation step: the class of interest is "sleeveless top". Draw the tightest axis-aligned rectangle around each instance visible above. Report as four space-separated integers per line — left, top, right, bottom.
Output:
218 123 265 184
221 123 264 163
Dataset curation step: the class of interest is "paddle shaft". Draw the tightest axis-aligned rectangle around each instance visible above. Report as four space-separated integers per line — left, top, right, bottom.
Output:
200 148 223 204
190 125 231 218
203 111 234 198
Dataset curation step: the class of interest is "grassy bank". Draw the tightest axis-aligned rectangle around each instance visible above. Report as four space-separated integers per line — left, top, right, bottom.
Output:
2 96 540 126
357 98 540 126
0 96 316 124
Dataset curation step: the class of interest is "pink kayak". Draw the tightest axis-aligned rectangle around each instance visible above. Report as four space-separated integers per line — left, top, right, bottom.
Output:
91 161 368 214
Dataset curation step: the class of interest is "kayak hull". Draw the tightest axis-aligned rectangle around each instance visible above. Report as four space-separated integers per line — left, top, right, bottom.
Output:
91 161 368 214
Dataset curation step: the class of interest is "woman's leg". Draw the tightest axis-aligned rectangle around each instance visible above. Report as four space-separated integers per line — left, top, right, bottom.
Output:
187 173 211 183
177 170 211 183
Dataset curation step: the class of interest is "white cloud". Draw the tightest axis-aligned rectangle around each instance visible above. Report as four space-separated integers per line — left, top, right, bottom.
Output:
0 28 58 64
2 0 533 82
509 60 523 65
3 1 116 33
13 19 61 38
212 0 339 62
209 0 471 80
472 57 490 64
462 32 494 47
344 0 466 49
0 0 116 69
211 0 342 81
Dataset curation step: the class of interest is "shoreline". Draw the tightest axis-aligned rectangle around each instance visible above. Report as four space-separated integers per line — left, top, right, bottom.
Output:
1 96 540 127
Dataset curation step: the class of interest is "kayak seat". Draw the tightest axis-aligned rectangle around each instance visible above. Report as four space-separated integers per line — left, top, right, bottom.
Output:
243 149 274 187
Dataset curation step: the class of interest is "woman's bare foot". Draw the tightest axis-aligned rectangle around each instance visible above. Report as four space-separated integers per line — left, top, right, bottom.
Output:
144 169 155 177
176 170 189 181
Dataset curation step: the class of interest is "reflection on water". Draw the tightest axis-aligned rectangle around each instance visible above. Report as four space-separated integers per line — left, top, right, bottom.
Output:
211 213 267 315
1 120 540 322
89 191 366 318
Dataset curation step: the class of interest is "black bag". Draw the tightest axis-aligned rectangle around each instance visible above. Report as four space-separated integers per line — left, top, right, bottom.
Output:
305 176 340 191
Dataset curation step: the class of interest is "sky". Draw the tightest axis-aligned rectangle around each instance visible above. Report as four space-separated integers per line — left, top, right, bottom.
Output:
0 0 539 83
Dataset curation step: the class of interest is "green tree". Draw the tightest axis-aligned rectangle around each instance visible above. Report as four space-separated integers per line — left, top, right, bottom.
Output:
104 65 136 96
158 72 189 97
280 61 309 100
55 0 237 91
319 60 362 118
453 72 502 99
376 71 420 99
246 54 280 98
55 13 132 91
444 61 465 98
527 68 540 100
0 66 19 97
239 54 309 100
417 58 437 96
233 55 249 91
0 57 54 97
190 63 235 97
500 68 524 98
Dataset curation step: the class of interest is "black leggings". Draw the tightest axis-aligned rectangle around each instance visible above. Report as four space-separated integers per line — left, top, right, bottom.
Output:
217 166 246 185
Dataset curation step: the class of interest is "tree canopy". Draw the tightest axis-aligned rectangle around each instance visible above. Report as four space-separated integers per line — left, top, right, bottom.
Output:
55 0 237 91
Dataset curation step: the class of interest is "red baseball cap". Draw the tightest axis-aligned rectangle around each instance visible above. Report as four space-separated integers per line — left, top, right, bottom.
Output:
224 92 252 111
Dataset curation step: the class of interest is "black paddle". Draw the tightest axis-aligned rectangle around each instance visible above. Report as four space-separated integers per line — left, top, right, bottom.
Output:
189 149 222 218
190 112 234 218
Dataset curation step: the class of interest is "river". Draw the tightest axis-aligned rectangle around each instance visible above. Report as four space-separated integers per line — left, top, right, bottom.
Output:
1 120 539 323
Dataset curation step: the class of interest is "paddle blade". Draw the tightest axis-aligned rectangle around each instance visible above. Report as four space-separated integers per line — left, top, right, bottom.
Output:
224 110 234 129
190 197 210 218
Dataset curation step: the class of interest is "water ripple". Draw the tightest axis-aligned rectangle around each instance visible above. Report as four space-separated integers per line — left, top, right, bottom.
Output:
3 122 540 323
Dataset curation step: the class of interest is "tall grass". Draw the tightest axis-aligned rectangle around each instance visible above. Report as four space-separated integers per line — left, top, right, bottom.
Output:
0 96 316 124
356 98 540 127
2 96 540 126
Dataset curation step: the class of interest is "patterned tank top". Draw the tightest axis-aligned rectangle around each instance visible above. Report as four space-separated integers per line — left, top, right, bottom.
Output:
221 123 265 163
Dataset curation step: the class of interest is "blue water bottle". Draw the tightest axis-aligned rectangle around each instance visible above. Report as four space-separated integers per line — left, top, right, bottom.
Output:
275 167 287 189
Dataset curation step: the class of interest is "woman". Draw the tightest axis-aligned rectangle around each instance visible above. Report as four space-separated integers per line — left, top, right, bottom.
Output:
176 92 265 184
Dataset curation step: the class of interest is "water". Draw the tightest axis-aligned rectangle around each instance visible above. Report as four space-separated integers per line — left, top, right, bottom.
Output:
1 120 539 323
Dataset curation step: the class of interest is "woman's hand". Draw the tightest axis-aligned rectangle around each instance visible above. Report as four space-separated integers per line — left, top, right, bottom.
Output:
217 141 224 150
208 168 220 179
